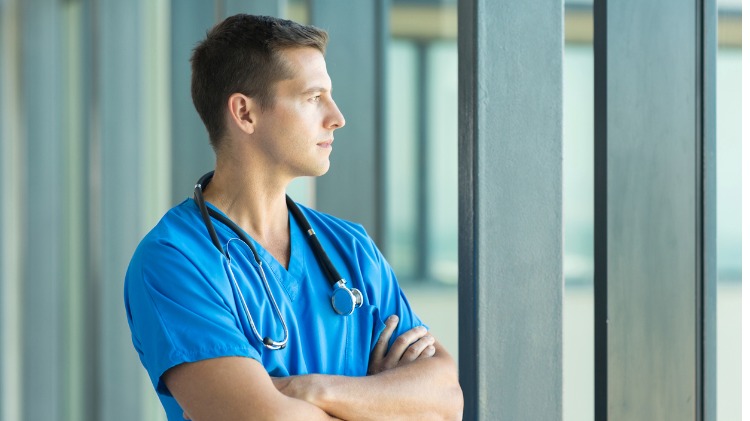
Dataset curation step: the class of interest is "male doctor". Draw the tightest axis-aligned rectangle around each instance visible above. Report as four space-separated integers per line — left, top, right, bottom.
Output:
125 14 463 420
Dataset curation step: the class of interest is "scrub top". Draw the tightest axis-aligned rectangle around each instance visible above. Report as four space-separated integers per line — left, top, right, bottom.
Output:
124 198 423 421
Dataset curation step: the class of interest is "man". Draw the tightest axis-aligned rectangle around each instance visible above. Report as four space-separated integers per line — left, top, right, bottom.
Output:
125 14 463 420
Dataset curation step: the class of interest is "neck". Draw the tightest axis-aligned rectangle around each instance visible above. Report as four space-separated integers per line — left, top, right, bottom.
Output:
202 155 291 247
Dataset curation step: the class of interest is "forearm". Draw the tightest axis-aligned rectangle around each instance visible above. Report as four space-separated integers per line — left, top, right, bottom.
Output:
280 346 463 421
185 395 342 421
256 395 344 421
165 356 343 421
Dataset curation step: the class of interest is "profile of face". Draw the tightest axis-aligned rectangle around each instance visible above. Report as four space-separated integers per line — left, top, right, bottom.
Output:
249 47 346 181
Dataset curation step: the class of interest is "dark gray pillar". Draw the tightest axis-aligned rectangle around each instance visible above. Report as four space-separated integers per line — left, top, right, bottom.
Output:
20 1 64 419
458 1 563 420
60 3 90 420
593 0 716 419
309 0 388 244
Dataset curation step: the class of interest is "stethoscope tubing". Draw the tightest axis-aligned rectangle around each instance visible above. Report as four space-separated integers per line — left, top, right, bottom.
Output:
193 171 362 350
223 244 288 350
195 172 288 349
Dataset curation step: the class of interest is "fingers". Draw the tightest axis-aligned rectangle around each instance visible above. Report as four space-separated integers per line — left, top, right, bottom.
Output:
371 315 399 360
418 344 436 359
383 324 429 368
368 315 399 374
398 333 436 363
368 315 435 375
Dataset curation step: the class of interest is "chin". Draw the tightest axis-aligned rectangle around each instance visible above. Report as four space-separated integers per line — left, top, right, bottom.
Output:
316 160 331 176
300 162 330 178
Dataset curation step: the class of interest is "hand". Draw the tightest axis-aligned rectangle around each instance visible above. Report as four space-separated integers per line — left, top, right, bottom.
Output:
272 375 316 402
367 315 436 375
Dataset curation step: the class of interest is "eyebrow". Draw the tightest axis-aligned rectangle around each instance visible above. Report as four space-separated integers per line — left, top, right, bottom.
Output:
301 86 330 95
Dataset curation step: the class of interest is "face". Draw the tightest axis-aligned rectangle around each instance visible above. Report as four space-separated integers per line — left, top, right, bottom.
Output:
250 47 346 180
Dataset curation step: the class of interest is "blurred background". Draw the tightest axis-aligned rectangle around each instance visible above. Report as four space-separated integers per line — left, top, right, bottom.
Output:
0 0 741 420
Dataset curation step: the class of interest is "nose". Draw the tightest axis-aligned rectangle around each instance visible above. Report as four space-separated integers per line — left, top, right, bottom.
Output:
327 99 346 130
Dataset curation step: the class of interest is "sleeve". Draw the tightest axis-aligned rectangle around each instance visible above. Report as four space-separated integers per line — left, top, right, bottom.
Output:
124 241 260 396
361 235 426 350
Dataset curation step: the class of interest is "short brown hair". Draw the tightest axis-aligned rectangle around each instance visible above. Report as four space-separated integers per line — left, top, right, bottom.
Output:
190 14 328 150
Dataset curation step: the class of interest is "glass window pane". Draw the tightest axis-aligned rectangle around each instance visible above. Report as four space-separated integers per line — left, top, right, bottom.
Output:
426 41 458 285
716 45 741 421
563 41 594 421
386 39 420 279
386 1 458 360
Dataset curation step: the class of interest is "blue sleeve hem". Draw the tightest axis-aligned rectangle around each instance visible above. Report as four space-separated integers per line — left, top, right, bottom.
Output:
155 344 262 396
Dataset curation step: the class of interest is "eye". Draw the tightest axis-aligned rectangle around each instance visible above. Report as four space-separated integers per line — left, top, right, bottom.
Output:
310 95 321 103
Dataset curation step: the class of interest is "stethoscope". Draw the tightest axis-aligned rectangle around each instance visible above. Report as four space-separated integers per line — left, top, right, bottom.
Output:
193 171 363 350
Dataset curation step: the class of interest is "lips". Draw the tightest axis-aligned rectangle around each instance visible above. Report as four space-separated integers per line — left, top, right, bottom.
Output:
317 139 333 148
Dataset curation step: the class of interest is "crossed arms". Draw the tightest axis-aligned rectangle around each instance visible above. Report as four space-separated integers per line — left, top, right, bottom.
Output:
164 315 464 421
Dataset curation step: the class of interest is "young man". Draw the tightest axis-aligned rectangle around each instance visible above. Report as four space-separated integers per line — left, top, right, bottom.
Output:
125 14 463 420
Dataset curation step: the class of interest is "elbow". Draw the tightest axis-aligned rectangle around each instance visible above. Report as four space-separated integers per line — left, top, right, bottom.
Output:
441 359 464 420
432 353 463 420
429 367 464 421
443 382 464 421
425 382 463 421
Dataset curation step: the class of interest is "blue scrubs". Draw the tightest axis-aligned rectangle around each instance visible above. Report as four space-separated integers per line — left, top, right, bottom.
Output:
124 199 423 420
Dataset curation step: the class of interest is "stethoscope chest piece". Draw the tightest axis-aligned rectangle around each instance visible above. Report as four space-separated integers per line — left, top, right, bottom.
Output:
331 280 363 316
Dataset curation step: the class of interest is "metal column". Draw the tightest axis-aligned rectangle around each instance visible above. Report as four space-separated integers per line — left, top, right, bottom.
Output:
458 0 564 419
1 1 23 420
96 1 171 419
20 1 64 419
700 2 718 419
593 0 716 419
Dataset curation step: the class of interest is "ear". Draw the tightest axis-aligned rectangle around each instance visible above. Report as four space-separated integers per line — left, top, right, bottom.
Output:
226 93 258 135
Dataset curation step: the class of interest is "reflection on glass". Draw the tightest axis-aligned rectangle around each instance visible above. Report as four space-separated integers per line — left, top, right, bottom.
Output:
385 0 459 360
387 40 419 279
426 41 458 284
563 42 594 421
386 4 457 285
716 46 741 421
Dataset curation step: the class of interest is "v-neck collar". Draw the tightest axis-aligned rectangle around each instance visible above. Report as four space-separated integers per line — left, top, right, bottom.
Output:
191 198 306 300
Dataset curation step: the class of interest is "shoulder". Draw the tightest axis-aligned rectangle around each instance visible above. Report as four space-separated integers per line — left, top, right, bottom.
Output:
124 199 235 335
294 202 372 242
297 203 370 239
291 201 385 267
126 199 219 287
